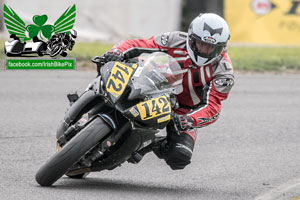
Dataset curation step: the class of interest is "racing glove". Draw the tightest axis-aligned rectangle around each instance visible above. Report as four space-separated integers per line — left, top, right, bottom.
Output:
173 114 194 131
103 48 124 62
92 48 124 76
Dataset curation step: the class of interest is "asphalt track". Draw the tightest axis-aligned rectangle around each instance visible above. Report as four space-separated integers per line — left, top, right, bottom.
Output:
0 71 300 200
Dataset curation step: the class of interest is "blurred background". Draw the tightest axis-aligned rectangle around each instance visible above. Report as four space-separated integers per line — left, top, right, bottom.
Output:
1 0 300 71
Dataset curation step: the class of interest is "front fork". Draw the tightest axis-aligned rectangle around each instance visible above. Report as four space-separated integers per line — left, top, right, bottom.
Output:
56 76 105 146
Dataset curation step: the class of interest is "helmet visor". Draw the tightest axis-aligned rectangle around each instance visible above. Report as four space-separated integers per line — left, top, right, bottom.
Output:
189 34 225 59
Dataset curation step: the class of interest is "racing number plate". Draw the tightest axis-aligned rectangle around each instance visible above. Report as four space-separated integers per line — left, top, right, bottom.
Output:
106 62 137 97
136 96 171 120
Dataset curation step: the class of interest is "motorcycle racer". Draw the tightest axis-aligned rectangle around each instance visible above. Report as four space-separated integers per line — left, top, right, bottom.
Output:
99 13 234 170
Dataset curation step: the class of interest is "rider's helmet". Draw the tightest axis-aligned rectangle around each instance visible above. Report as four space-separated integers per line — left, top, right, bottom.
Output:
69 29 77 39
186 13 230 66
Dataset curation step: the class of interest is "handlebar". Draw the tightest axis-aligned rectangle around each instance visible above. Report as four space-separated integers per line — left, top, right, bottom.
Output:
92 56 106 65
92 56 107 76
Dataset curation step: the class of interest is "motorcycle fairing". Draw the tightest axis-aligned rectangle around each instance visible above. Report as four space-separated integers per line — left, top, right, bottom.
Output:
123 95 172 129
100 61 137 103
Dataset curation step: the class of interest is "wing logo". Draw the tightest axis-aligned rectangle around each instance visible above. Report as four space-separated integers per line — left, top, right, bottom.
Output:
203 23 223 36
3 4 76 41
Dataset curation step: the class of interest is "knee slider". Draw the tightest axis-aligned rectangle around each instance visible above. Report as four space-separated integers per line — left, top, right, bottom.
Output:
165 143 193 170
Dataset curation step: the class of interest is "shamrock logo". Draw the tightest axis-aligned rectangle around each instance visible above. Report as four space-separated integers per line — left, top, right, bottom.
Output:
26 15 54 39
3 4 76 42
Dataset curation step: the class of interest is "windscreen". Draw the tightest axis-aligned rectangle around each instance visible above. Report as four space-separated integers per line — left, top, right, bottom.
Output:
131 52 186 95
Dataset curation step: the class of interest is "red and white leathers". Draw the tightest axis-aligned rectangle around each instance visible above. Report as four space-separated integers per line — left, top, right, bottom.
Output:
109 31 234 170
113 31 235 134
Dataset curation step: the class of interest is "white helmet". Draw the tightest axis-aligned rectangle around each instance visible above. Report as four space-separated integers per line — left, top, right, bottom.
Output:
186 13 230 66
69 29 77 39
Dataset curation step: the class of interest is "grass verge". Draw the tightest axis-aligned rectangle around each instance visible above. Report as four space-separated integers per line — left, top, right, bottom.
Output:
228 46 300 72
1 39 300 73
66 43 300 72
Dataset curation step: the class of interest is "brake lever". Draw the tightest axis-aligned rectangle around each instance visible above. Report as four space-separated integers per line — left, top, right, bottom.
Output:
92 56 106 65
92 56 107 77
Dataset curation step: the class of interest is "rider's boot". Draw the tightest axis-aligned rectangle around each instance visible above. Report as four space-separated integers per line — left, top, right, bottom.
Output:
127 136 165 163
152 138 168 159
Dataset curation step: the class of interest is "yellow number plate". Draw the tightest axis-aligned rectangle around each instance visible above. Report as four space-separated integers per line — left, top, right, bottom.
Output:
106 62 137 97
136 96 171 120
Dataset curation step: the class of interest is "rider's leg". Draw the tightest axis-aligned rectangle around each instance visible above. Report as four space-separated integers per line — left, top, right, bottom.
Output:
153 120 197 170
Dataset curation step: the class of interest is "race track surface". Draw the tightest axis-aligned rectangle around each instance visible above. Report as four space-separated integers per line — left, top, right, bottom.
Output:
0 71 299 200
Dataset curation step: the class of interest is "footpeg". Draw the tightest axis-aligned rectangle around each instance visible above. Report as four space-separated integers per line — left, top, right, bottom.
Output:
128 152 143 164
67 92 79 105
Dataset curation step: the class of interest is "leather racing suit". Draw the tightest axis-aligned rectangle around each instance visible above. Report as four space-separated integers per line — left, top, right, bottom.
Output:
109 31 235 169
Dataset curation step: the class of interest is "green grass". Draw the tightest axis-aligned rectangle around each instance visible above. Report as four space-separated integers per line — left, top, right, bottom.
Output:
228 46 300 72
1 39 300 72
68 42 113 61
70 43 300 72
0 40 5 63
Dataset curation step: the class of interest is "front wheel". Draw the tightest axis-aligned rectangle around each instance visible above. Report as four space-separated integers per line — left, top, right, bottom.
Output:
35 117 111 186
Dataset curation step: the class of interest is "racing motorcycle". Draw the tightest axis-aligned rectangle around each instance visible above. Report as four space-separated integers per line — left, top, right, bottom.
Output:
46 31 76 57
35 52 185 186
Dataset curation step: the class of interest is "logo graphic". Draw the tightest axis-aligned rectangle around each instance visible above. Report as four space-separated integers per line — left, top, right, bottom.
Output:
214 78 234 87
203 36 216 43
161 32 170 46
251 0 276 16
197 112 220 126
3 4 77 57
286 0 300 15
203 23 223 36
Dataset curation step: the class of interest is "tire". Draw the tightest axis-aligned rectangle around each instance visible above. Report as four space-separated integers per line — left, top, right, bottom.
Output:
35 117 111 186
37 51 44 57
56 141 89 179
60 51 68 57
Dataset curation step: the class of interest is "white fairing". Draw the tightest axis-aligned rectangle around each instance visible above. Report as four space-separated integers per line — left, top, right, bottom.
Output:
187 13 230 66
4 40 19 53
24 42 42 51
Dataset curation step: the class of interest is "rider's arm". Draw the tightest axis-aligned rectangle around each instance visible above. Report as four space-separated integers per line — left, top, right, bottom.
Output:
184 53 235 128
110 31 187 59
111 37 163 60
186 81 232 128
118 37 163 58
96 35 165 75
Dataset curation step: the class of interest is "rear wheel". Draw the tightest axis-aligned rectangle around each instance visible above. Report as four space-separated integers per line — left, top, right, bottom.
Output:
35 117 111 186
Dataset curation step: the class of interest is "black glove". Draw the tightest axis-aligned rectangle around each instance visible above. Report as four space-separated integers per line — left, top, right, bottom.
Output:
173 114 194 131
92 48 124 76
103 48 124 62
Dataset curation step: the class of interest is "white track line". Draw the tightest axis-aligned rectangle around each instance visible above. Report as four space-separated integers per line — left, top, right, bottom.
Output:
255 177 300 200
